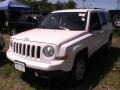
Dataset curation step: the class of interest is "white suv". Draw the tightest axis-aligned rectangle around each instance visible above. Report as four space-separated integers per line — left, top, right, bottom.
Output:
6 9 113 81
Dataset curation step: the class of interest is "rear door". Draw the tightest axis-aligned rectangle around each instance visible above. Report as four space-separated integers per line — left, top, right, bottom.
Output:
99 11 112 45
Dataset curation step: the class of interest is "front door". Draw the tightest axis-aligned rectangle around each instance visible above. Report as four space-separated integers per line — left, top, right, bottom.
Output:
88 12 103 55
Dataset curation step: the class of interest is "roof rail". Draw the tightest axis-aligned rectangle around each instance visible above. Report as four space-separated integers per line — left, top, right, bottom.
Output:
93 8 105 10
77 7 105 10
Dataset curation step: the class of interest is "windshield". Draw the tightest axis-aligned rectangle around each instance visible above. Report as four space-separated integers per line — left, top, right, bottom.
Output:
40 12 87 30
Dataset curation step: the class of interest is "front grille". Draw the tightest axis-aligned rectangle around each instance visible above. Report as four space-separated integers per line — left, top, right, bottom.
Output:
12 42 41 59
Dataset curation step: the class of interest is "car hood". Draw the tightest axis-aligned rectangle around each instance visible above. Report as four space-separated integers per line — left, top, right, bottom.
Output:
12 28 86 46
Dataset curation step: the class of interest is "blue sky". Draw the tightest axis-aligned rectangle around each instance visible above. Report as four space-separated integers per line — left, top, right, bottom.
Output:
48 0 117 10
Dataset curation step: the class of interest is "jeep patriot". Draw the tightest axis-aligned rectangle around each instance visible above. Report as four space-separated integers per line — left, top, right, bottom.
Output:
6 9 113 81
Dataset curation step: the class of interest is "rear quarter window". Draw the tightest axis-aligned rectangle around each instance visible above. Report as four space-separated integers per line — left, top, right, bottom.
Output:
105 12 111 22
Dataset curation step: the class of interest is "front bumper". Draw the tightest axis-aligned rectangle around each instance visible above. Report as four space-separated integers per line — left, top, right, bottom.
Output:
26 67 70 79
6 49 72 72
8 59 70 79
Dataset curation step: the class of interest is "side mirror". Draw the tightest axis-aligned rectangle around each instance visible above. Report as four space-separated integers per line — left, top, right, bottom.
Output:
90 23 102 31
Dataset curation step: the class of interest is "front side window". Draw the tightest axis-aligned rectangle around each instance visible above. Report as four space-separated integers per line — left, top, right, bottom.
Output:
89 12 101 29
40 12 87 30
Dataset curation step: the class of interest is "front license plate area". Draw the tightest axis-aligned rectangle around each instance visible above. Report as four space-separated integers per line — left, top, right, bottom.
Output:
15 61 25 72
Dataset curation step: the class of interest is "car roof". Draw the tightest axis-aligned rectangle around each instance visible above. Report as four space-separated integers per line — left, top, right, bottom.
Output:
52 8 107 13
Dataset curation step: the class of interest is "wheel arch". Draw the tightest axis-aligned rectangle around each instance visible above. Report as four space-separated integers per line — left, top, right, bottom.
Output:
75 48 88 62
70 47 88 80
72 47 88 70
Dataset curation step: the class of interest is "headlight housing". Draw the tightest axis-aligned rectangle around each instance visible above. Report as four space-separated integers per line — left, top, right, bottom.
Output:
42 45 55 58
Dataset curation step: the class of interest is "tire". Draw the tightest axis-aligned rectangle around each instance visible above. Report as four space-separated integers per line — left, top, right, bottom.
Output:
72 55 86 81
105 36 112 52
113 14 120 28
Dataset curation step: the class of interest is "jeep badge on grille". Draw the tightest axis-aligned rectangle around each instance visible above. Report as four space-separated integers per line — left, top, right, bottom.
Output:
24 38 29 41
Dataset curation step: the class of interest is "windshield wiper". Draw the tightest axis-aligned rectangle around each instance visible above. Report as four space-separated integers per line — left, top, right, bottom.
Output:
58 26 69 30
39 25 47 29
39 25 69 30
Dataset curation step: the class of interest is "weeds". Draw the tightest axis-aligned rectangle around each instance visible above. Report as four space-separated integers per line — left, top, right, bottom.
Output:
0 64 15 75
113 29 120 37
0 33 120 90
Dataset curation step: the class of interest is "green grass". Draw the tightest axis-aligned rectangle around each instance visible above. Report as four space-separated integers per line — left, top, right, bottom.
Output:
0 64 32 90
113 30 120 70
94 30 120 90
0 64 15 75
94 71 120 90
115 56 120 70
113 30 120 43
0 32 120 90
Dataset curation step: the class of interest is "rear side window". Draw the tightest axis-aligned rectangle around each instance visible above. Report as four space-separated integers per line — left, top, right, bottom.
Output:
99 12 108 25
105 12 111 22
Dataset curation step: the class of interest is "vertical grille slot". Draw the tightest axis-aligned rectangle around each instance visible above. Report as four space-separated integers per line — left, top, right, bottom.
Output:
37 46 40 58
19 43 22 54
31 45 35 57
14 42 16 52
27 45 30 56
23 44 26 55
16 43 18 53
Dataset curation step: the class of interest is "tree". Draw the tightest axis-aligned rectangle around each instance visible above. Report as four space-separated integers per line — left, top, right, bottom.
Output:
54 1 64 10
54 0 76 10
66 0 76 9
18 0 76 11
37 0 53 11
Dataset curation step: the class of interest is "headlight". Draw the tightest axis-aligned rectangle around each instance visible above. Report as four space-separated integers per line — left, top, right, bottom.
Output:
42 45 55 57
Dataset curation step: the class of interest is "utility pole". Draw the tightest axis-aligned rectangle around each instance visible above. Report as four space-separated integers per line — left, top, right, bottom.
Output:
116 0 120 10
82 0 86 8
90 0 94 8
